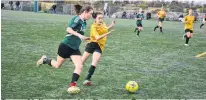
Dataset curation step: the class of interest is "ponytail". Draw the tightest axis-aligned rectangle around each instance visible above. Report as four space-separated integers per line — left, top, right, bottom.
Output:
74 4 82 15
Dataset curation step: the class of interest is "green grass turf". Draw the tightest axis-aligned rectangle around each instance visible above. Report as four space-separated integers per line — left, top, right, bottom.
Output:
1 10 206 99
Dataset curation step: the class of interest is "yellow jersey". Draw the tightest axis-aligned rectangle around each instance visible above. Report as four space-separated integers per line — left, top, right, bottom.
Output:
89 22 108 51
157 11 166 18
184 15 195 30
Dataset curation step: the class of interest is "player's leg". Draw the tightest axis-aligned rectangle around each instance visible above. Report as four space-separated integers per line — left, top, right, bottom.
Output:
83 45 102 86
139 25 143 31
82 42 95 64
185 32 190 46
200 23 204 28
159 20 163 33
67 53 83 94
200 21 205 29
83 51 101 86
82 51 91 64
36 43 67 68
134 27 138 32
185 29 192 46
136 23 142 36
134 23 138 32
137 26 143 36
154 19 159 31
37 55 66 68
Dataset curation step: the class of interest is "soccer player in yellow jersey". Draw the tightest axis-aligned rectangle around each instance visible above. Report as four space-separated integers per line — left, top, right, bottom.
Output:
81 12 115 85
183 9 195 46
154 7 166 33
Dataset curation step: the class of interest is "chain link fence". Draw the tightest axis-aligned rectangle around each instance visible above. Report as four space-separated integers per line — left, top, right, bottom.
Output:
1 1 205 22
108 6 205 22
1 1 75 15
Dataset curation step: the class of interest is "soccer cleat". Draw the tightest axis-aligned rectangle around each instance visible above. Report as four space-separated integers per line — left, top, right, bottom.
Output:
83 80 92 86
184 44 189 46
67 86 80 94
36 55 47 67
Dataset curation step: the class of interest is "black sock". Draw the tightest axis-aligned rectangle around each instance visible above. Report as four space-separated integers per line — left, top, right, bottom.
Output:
185 37 190 44
200 24 204 28
160 27 163 32
154 25 159 31
184 34 187 38
134 28 137 32
71 73 80 83
43 57 52 66
137 30 140 36
86 65 96 80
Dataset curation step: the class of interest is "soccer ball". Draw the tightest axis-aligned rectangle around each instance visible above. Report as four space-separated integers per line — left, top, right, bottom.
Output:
125 81 139 93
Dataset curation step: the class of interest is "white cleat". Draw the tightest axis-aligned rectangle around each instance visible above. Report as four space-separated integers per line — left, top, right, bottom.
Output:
184 44 189 46
36 55 47 67
83 80 92 86
67 86 80 94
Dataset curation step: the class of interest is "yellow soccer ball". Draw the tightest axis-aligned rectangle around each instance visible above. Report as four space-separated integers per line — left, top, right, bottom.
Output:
125 81 139 93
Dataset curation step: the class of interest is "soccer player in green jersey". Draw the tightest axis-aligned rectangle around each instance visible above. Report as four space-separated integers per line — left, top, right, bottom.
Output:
36 5 93 94
134 10 144 36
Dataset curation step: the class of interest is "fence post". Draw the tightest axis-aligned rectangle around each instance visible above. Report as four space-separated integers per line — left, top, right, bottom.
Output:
34 0 38 12
71 4 73 15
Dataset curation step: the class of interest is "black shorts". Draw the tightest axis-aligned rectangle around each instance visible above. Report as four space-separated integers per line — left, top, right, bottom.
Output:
136 23 143 27
185 29 193 33
57 43 81 58
85 42 102 54
159 18 165 22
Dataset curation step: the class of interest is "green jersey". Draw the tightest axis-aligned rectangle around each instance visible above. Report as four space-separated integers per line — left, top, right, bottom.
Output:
62 16 86 50
136 13 144 24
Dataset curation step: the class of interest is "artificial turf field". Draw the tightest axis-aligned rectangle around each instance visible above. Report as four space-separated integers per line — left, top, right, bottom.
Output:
1 10 206 99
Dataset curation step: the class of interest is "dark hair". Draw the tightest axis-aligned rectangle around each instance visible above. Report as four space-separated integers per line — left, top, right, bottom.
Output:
74 4 82 15
92 12 103 19
74 5 93 15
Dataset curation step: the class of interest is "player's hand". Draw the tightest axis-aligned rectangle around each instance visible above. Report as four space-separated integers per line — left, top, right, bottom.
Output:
111 21 116 26
113 21 116 24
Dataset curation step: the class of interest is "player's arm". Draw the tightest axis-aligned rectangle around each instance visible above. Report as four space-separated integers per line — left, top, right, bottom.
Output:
157 12 160 18
203 17 205 23
183 16 188 24
135 17 142 20
94 30 114 41
193 19 196 32
67 27 89 40
135 18 142 20
107 21 115 30
164 12 167 17
142 14 145 19
67 19 89 40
